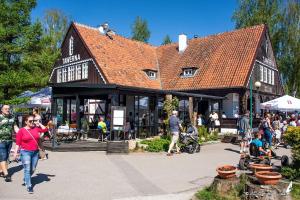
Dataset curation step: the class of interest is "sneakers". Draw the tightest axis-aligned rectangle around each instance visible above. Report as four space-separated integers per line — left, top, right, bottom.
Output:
0 172 4 177
4 174 11 182
166 153 173 156
27 186 34 194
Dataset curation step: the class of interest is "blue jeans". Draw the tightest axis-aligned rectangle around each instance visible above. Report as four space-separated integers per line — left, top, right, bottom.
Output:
20 150 39 188
0 141 12 162
264 129 273 147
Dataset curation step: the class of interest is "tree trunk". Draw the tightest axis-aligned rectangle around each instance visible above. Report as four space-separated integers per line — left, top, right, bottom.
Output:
3 86 9 100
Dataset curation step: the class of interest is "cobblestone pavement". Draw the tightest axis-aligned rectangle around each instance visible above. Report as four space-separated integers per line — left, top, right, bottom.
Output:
0 142 291 200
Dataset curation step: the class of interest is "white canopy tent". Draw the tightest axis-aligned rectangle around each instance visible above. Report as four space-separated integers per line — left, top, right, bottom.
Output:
17 87 52 108
260 95 300 111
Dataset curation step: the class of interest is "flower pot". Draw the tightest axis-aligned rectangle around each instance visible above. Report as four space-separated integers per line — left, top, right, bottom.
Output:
216 165 237 179
255 171 282 185
249 163 272 173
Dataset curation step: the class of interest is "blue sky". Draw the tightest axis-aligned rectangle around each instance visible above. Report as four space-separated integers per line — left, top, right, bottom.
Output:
31 0 238 46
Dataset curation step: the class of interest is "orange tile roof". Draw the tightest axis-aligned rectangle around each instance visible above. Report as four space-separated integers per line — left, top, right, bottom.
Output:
73 23 265 91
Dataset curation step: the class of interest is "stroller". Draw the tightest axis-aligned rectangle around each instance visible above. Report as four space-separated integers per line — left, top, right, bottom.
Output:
179 125 201 154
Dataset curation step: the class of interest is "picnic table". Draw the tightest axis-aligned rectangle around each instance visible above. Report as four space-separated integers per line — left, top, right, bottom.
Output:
56 124 78 142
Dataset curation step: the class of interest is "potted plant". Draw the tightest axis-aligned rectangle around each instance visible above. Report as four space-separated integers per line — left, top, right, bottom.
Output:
249 163 272 173
216 165 237 179
255 171 282 185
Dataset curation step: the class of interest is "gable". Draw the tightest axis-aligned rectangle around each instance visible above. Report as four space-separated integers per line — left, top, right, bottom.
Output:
49 24 106 84
248 29 284 95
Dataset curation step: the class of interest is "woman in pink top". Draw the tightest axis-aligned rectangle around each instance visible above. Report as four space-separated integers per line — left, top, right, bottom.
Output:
13 115 47 194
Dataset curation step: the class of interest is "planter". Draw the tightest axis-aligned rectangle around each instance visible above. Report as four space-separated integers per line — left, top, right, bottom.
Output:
216 165 237 179
249 163 272 173
255 171 282 185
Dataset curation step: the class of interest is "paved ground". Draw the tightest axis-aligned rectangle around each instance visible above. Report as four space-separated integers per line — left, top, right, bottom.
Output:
0 142 291 200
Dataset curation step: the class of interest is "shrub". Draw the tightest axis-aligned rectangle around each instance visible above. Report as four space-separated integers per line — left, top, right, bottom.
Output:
284 127 300 169
140 138 170 152
291 184 300 200
281 167 300 181
198 126 219 142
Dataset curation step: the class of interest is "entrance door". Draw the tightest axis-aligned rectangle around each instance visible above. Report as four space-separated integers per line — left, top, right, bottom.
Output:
198 100 209 118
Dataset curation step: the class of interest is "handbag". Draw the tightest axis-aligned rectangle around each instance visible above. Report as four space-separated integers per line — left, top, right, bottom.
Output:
25 128 48 160
214 119 220 126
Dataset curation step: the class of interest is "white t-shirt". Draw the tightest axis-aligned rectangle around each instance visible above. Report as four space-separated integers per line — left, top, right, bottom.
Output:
197 117 202 126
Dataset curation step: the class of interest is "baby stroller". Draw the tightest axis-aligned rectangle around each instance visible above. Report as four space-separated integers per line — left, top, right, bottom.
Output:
239 142 289 170
179 125 201 154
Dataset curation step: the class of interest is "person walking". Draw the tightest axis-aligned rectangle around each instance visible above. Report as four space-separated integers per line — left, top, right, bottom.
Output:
0 104 19 182
12 115 48 193
238 111 250 153
167 111 182 156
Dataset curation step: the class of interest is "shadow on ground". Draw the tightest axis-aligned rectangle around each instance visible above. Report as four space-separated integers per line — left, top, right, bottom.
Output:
32 173 55 187
224 148 240 154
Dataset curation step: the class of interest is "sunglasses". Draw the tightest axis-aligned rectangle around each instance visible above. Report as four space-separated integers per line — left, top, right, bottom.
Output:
28 120 37 123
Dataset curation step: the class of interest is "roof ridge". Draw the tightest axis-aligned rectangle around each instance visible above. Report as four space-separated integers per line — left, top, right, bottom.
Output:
189 24 265 42
74 21 156 48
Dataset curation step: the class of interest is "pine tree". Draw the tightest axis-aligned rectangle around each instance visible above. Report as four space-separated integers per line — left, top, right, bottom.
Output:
0 0 43 99
131 16 150 43
162 35 172 45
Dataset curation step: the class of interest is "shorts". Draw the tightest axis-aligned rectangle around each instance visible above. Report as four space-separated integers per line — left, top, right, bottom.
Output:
0 141 12 162
238 131 249 141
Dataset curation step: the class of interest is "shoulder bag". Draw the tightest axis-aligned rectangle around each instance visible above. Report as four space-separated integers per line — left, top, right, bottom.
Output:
25 128 48 160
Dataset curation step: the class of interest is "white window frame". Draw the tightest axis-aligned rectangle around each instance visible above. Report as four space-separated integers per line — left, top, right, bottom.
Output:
148 71 156 79
268 68 272 84
259 65 263 82
82 62 88 79
76 64 82 80
263 67 267 83
62 67 68 82
57 68 62 83
271 70 275 85
68 66 75 81
183 69 194 77
69 36 74 56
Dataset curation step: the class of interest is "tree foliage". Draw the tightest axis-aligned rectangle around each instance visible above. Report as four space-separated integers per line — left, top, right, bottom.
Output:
162 35 172 45
131 16 151 43
232 0 300 96
0 1 69 100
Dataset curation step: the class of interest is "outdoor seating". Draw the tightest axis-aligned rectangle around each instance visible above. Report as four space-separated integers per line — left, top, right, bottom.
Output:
56 124 78 142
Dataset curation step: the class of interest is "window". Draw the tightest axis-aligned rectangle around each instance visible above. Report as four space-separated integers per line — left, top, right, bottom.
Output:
183 69 195 77
62 67 67 82
268 68 272 84
147 71 156 79
68 66 75 81
271 71 275 85
76 64 82 80
259 65 263 82
82 62 88 79
263 67 267 83
57 68 62 83
69 36 74 56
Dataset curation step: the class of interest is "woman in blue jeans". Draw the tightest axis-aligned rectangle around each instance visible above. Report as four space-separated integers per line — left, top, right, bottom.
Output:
262 113 274 148
13 115 47 194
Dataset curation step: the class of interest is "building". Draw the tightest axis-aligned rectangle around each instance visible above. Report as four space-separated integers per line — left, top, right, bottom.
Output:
49 22 284 136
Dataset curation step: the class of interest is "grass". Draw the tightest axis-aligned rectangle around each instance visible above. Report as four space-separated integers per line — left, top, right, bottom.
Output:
291 183 300 200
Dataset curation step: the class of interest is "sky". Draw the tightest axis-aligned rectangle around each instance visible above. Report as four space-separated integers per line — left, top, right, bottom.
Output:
31 0 238 46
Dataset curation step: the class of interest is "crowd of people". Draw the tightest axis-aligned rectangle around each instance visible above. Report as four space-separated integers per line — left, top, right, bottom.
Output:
238 111 300 155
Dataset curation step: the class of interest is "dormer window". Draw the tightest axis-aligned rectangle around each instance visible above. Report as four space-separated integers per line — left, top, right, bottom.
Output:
143 69 157 80
181 67 198 78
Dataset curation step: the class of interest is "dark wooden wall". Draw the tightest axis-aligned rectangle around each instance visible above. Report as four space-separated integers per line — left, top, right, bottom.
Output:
50 24 105 85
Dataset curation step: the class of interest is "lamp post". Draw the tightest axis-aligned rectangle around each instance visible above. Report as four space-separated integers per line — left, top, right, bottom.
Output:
255 81 261 118
250 79 262 130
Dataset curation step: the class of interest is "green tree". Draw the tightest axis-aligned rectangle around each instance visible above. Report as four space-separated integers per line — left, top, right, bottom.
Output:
162 35 172 45
232 0 300 96
131 16 150 43
0 0 44 99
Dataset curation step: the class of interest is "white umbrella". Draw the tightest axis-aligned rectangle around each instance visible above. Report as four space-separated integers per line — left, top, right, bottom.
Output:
260 95 300 111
